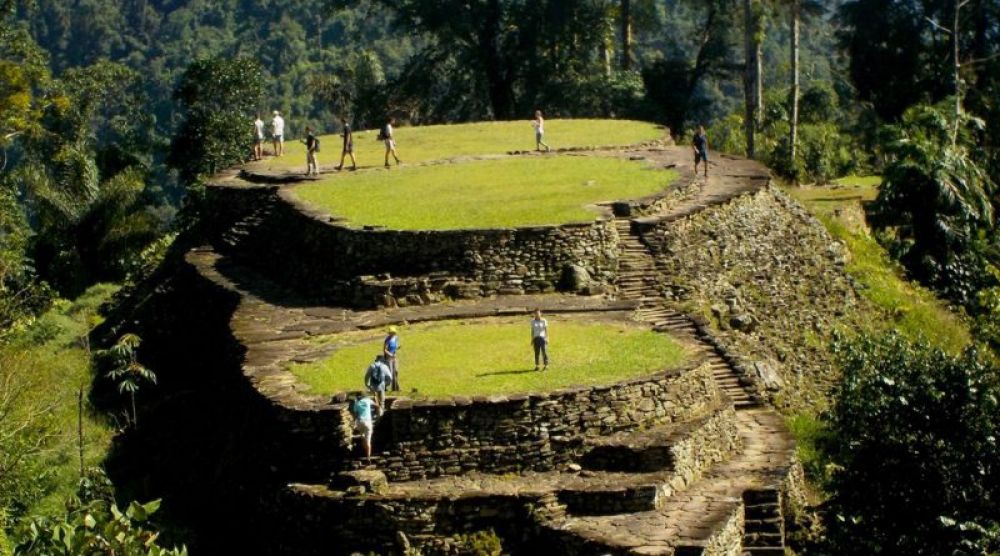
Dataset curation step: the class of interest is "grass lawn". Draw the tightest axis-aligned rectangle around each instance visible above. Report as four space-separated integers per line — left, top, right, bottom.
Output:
292 155 676 230
785 180 971 353
290 316 689 398
247 119 665 171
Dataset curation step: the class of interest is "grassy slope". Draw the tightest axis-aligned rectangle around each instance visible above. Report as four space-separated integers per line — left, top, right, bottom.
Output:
785 178 972 488
785 179 970 353
248 118 665 171
290 317 689 398
1 285 118 519
293 156 676 230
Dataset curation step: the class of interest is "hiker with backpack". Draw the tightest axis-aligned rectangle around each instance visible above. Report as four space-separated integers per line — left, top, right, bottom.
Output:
379 116 401 168
364 354 393 414
336 115 357 171
303 126 320 176
350 392 377 459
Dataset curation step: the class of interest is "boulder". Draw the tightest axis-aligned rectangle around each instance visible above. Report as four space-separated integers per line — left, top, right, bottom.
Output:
560 264 593 292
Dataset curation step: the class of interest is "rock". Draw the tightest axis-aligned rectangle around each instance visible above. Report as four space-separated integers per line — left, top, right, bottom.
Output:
560 264 593 292
729 313 756 332
753 361 785 392
329 470 388 494
566 463 582 473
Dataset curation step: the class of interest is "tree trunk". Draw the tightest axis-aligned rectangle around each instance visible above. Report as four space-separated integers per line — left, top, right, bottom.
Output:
743 0 757 158
480 0 514 119
621 0 632 70
756 40 765 125
951 0 962 146
789 0 800 165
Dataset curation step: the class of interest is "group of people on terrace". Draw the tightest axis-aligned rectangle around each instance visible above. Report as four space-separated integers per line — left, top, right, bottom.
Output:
350 310 551 459
251 110 560 176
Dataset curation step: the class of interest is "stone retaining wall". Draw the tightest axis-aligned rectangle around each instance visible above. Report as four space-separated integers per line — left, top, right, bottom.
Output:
204 183 620 307
357 362 721 481
639 185 860 410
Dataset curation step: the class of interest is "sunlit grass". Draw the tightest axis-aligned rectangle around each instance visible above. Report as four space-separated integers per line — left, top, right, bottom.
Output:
292 155 676 230
247 118 665 171
289 316 689 398
785 181 970 353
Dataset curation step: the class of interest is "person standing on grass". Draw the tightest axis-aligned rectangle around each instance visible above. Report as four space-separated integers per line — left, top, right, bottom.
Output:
303 126 320 176
336 116 357 171
252 113 265 161
364 354 393 415
530 308 549 371
693 125 709 178
350 393 376 459
531 110 551 152
380 116 401 167
383 326 401 391
271 110 286 157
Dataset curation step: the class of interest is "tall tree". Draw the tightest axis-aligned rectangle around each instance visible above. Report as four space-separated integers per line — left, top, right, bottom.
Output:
786 0 824 167
742 0 759 157
620 0 632 70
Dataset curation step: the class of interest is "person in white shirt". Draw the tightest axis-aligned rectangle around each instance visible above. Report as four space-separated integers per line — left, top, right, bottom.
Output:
531 110 550 152
381 116 401 168
252 114 265 161
530 308 549 371
271 110 285 157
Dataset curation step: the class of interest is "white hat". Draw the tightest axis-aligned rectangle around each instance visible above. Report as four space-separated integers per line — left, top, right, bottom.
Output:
273 110 280 116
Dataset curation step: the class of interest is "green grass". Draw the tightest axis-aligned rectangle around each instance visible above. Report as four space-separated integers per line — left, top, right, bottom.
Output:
292 155 676 230
785 181 971 353
290 317 689 398
247 118 665 171
1 284 118 519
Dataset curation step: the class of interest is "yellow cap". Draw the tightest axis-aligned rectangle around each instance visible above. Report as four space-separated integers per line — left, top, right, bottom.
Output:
388 326 398 334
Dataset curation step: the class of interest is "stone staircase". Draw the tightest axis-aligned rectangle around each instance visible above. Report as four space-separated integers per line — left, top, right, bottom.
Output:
615 218 759 409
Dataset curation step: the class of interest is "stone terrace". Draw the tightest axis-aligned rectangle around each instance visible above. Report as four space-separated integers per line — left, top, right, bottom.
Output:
185 136 805 555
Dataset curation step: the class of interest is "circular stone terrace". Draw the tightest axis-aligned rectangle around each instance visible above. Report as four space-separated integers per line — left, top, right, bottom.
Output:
194 119 797 555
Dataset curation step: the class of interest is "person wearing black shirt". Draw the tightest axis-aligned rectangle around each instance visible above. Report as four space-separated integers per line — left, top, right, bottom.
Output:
304 126 319 176
336 116 357 171
693 125 709 178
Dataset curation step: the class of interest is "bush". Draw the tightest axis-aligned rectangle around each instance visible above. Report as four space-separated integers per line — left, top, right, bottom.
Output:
821 332 1000 554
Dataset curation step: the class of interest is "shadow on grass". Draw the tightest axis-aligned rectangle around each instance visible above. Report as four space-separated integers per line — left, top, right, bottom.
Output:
475 368 539 377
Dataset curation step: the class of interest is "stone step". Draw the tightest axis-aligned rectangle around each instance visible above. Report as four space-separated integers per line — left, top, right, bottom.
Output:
742 548 787 555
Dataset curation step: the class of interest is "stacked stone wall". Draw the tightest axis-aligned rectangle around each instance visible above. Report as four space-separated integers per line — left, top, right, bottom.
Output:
640 186 860 410
204 183 620 306
359 362 721 481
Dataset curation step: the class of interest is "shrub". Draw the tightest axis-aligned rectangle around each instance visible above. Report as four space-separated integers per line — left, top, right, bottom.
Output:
822 332 1000 554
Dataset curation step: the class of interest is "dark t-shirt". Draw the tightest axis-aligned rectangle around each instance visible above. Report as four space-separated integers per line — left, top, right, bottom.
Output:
306 133 317 151
342 123 352 146
693 133 708 152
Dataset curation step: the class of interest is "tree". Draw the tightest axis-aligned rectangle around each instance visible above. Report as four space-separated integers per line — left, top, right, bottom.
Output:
100 333 156 427
785 0 824 167
823 332 1000 554
742 0 765 157
872 103 996 304
167 57 263 185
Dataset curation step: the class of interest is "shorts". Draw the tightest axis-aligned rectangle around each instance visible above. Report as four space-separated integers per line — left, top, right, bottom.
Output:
384 138 396 150
695 149 708 164
254 136 263 145
343 142 354 153
355 420 373 442
273 134 283 142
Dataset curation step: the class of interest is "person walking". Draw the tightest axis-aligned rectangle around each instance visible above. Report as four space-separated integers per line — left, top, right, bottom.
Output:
303 126 320 176
383 326 401 391
531 110 551 152
271 110 285 157
336 116 357 171
364 354 393 414
350 393 376 459
693 125 710 178
380 117 401 168
530 308 549 371
253 113 265 161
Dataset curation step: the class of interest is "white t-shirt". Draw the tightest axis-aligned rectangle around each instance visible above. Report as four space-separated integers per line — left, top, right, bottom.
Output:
531 318 548 339
533 118 544 134
254 119 264 139
272 116 285 137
